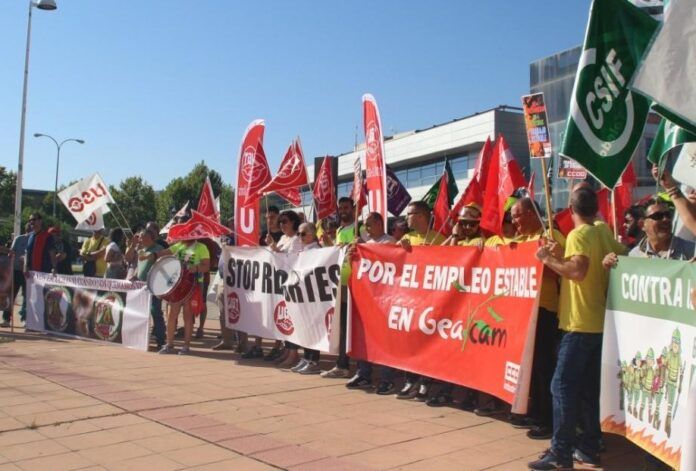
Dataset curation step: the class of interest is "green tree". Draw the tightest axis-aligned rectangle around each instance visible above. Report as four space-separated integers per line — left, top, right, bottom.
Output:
109 176 157 230
156 161 231 224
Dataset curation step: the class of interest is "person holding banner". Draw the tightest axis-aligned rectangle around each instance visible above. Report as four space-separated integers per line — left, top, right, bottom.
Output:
321 197 357 379
345 212 397 392
529 189 619 470
132 229 166 350
158 238 210 355
395 201 445 400
267 210 303 369
289 222 323 375
80 229 107 277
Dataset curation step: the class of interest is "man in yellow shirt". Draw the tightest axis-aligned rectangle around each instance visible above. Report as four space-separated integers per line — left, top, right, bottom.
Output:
80 229 107 277
529 188 621 470
396 201 444 401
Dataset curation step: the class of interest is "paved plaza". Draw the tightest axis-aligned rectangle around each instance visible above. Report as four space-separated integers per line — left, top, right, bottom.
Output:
0 311 646 471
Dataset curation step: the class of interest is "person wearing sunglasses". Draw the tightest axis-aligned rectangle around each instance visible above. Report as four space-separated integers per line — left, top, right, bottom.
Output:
630 200 693 261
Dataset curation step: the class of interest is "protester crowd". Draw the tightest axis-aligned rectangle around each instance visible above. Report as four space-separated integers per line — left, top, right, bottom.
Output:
1 165 694 471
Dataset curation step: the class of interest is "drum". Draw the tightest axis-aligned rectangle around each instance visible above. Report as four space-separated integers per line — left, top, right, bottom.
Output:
147 256 194 304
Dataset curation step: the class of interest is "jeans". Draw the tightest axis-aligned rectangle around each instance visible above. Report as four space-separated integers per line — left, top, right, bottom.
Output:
150 297 166 347
551 331 603 460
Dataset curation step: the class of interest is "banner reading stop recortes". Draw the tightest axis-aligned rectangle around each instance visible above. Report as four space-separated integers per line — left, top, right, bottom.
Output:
349 242 542 412
222 246 344 353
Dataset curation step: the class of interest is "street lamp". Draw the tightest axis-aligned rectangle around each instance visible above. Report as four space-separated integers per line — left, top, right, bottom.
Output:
34 133 85 217
13 0 58 238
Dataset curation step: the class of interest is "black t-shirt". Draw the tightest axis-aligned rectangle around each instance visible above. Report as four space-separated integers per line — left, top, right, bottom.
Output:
260 230 283 246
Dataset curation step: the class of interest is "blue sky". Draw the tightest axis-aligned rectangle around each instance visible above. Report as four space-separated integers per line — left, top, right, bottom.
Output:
0 1 589 191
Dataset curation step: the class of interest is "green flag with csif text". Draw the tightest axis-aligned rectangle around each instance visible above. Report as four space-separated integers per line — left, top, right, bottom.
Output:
560 0 658 189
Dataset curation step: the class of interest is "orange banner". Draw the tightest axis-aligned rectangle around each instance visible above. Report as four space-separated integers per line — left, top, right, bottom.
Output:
349 242 542 411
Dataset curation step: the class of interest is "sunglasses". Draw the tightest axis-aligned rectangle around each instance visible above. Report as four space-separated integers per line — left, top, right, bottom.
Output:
458 220 479 227
645 211 672 221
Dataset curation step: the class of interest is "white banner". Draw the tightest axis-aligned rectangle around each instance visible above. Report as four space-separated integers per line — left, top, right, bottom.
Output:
673 143 696 189
25 272 151 351
222 246 343 353
58 173 115 224
75 206 109 231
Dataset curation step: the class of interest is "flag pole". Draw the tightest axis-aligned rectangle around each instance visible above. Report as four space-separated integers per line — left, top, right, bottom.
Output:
610 189 618 239
539 157 555 240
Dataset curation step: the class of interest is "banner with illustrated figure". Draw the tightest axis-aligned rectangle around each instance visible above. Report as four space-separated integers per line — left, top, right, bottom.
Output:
25 272 151 351
600 257 696 470
349 242 543 412
221 246 343 353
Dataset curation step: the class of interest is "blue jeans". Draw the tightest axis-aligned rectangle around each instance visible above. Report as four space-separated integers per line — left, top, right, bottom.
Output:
150 297 166 347
551 331 603 460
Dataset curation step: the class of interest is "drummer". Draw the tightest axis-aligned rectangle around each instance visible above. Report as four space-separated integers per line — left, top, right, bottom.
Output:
157 235 210 355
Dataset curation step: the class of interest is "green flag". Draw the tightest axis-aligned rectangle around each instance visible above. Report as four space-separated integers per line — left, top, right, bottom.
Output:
647 118 696 164
560 0 658 189
421 159 458 209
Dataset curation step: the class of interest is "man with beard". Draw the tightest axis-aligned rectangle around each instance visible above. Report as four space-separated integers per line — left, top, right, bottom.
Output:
321 197 356 378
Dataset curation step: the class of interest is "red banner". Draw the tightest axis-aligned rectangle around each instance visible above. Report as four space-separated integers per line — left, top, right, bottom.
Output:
235 120 267 246
167 210 231 243
197 176 219 222
349 242 543 411
363 94 388 232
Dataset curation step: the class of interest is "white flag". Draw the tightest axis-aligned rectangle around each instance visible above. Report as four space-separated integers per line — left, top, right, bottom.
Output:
58 173 115 224
631 0 696 134
75 206 109 231
672 143 696 188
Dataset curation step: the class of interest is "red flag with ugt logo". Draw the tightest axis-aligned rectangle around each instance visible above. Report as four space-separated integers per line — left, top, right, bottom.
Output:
235 120 268 246
258 138 308 206
197 176 219 222
312 156 337 220
168 210 231 243
363 94 388 232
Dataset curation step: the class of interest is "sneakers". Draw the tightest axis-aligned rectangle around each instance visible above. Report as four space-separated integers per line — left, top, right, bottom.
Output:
321 366 350 379
346 375 372 389
241 346 264 359
376 381 396 395
425 393 453 407
528 449 573 470
527 426 553 440
298 361 322 375
573 448 600 467
158 345 176 354
178 346 191 355
414 381 431 402
396 381 418 400
290 359 309 372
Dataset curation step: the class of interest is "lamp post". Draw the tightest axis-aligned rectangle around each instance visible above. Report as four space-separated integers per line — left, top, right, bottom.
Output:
34 133 85 217
13 0 57 238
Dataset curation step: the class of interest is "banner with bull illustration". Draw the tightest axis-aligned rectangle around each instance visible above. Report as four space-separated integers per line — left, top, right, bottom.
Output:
600 257 696 470
25 272 151 351
349 242 542 412
222 246 343 353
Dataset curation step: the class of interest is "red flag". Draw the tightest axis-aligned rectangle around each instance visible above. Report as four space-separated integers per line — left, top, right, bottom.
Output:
167 210 231 243
235 120 267 246
596 188 611 225
363 94 388 232
449 178 481 221
258 138 309 201
480 135 527 234
553 207 574 237
473 136 494 192
433 173 453 236
275 188 302 207
615 162 636 210
197 176 219 222
351 156 367 212
527 170 536 199
312 156 337 220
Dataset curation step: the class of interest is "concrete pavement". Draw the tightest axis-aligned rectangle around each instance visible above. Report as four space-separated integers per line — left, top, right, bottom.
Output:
0 316 647 470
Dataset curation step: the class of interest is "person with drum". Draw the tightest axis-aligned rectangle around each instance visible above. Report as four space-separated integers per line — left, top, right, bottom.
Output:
157 238 210 355
131 229 166 349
